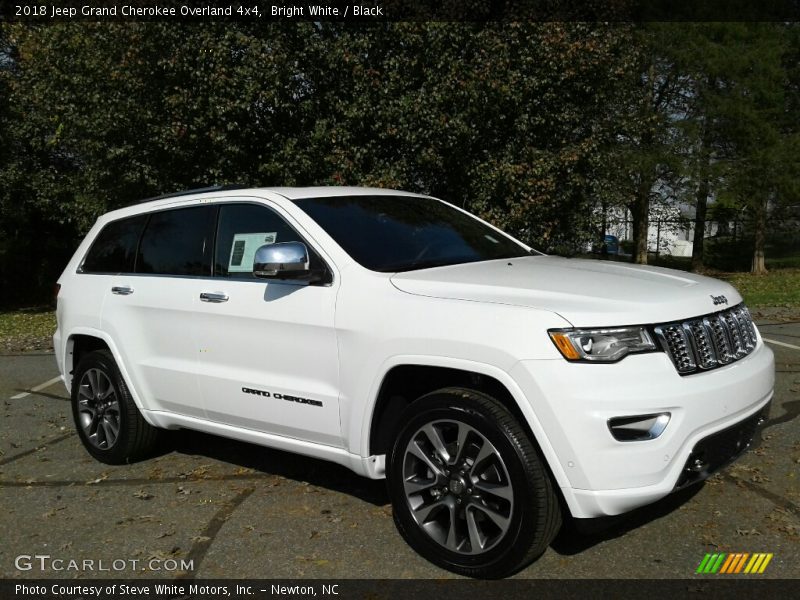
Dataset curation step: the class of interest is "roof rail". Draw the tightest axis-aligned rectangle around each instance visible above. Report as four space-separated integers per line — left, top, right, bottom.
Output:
137 184 250 204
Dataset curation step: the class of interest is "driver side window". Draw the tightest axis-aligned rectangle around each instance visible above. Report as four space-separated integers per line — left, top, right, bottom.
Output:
214 203 326 279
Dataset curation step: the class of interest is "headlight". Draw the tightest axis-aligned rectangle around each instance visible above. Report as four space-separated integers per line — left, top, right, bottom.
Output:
548 327 656 362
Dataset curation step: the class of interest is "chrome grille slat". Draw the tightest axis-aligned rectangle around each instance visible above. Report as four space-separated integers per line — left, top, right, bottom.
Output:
654 325 696 373
722 311 747 358
706 315 733 364
737 306 758 349
685 320 717 369
657 304 757 375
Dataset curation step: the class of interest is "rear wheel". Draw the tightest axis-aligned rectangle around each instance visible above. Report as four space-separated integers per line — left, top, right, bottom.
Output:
71 349 160 464
388 387 561 578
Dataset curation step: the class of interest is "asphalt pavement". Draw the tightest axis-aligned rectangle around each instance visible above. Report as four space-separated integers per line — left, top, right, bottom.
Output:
0 320 798 580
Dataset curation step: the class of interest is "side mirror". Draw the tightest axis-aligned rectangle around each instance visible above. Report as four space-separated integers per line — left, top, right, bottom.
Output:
253 242 310 279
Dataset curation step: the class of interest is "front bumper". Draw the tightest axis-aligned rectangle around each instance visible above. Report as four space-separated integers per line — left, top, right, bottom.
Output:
511 340 774 518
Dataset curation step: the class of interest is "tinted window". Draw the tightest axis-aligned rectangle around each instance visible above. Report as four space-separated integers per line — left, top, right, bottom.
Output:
137 206 216 276
294 196 531 272
81 215 147 274
214 204 325 278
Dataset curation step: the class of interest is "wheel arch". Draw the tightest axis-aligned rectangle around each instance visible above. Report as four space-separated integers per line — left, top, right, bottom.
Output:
63 328 153 422
363 358 571 491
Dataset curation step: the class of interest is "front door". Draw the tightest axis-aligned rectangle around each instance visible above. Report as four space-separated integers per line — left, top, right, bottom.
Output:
194 202 342 447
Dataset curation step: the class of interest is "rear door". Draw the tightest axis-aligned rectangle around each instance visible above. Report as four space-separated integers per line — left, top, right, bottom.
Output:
74 214 148 349
194 201 342 447
102 205 216 418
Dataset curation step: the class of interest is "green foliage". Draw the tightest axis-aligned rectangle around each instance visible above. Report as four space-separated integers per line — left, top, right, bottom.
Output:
0 22 797 306
0 22 640 305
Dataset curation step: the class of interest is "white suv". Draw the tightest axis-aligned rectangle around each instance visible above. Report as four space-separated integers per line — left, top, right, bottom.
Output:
55 186 774 578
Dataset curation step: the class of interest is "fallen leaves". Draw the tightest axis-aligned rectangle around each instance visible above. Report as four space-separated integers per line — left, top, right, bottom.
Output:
156 530 175 539
0 310 57 353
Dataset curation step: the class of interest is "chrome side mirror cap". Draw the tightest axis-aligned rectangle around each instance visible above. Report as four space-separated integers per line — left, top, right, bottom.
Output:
253 242 310 279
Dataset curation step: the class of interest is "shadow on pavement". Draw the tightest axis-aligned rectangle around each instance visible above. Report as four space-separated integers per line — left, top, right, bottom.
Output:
164 429 390 507
551 483 704 555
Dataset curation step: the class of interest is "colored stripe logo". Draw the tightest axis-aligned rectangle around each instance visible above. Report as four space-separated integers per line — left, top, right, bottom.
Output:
696 553 773 574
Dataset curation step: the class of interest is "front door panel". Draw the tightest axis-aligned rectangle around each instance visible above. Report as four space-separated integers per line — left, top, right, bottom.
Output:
195 280 341 446
195 201 342 447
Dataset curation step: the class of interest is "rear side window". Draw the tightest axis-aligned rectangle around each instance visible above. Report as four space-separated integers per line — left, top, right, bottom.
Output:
137 206 216 276
81 215 147 274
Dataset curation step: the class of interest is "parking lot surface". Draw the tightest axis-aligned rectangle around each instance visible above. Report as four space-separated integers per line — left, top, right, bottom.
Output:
1 320 798 580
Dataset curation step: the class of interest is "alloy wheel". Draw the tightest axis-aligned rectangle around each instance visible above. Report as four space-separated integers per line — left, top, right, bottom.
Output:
77 368 121 449
401 419 514 555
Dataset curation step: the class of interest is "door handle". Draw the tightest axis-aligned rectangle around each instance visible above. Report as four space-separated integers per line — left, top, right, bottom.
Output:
200 292 229 303
111 286 134 295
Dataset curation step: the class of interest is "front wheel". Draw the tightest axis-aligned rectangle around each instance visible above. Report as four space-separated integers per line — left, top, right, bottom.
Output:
388 387 561 578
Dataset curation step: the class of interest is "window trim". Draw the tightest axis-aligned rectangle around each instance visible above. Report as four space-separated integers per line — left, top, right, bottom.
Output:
77 213 148 275
76 199 336 287
211 201 333 285
134 203 217 278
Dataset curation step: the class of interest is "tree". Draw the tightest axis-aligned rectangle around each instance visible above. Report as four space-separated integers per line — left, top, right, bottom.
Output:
2 21 640 269
708 24 799 274
608 24 688 265
672 23 795 272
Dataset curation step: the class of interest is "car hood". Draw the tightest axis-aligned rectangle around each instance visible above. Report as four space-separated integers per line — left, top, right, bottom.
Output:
389 256 742 326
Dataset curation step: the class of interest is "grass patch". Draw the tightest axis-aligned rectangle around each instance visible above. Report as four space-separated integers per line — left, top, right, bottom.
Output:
0 308 56 353
720 269 800 308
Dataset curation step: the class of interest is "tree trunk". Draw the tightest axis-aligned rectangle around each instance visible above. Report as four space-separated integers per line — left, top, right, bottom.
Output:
691 83 714 272
631 62 658 266
691 177 709 271
751 200 767 274
631 180 650 264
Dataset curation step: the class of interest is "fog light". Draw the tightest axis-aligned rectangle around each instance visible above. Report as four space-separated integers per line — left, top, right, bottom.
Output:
608 413 671 442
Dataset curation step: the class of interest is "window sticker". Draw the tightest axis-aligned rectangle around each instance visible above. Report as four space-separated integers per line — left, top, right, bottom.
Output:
228 232 277 272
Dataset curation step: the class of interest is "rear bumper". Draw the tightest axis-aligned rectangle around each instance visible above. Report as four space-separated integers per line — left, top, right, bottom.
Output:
511 340 774 518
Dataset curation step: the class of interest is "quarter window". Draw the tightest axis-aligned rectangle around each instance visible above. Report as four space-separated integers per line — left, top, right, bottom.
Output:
81 215 147 274
136 206 216 276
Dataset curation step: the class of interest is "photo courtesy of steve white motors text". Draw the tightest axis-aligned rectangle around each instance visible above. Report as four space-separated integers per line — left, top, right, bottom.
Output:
14 582 341 597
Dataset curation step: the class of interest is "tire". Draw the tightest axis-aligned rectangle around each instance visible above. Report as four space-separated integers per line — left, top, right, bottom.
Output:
71 349 160 464
388 387 561 578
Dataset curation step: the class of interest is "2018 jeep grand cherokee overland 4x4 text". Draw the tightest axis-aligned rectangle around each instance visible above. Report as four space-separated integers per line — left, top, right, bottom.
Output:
55 187 774 578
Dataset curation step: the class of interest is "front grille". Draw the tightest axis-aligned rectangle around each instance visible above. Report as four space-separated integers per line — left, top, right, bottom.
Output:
655 304 758 375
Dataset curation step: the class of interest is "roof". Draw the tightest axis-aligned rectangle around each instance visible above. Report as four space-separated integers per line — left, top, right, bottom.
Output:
100 186 432 225
136 185 427 206
266 186 427 200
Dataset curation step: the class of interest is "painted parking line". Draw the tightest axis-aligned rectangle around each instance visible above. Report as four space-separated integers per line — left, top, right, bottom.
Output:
9 375 62 400
763 338 800 351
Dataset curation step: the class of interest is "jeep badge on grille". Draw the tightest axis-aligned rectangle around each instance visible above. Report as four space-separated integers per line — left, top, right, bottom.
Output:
710 294 728 306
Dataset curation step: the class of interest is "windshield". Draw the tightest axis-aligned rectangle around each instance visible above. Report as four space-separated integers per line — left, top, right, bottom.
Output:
293 195 533 272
